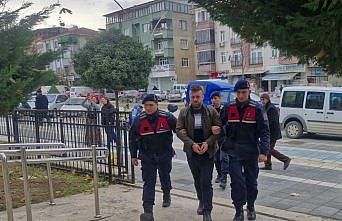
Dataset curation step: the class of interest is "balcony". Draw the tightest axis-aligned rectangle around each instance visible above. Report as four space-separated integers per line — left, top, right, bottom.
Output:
231 60 242 68
250 58 263 66
153 29 173 39
154 48 174 57
150 64 176 78
230 38 242 47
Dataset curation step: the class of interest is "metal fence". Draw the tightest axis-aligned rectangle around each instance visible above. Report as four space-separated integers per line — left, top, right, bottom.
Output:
0 109 135 183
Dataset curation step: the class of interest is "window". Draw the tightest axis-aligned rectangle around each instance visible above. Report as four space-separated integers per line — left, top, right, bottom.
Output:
142 23 151 33
221 52 227 63
197 50 215 64
180 39 188 49
305 92 325 109
179 20 187 30
182 58 189 67
56 95 68 103
330 93 342 111
271 49 279 58
250 48 263 65
157 40 168 50
231 32 241 44
196 29 215 44
197 11 209 23
231 50 242 67
281 91 305 108
279 50 288 57
310 67 325 76
123 29 129 36
220 31 225 42
159 58 169 65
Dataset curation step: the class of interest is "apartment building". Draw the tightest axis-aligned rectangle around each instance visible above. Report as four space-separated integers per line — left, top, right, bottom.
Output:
105 0 196 91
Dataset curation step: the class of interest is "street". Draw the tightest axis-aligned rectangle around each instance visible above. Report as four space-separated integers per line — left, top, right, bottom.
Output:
135 133 342 220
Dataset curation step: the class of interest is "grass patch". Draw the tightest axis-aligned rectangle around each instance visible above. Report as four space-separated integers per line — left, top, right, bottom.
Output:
0 165 107 211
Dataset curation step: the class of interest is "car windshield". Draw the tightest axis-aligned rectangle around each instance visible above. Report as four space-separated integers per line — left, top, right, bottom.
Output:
65 98 85 105
46 95 57 103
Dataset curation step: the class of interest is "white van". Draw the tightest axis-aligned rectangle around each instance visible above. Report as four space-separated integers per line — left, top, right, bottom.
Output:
70 86 93 97
279 86 342 138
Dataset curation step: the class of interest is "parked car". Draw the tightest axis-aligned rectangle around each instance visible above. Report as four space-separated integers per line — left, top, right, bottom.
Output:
104 89 116 100
185 80 260 105
70 86 93 97
19 94 68 110
60 97 90 112
280 86 342 138
125 90 140 98
46 94 69 110
167 90 183 102
149 90 166 101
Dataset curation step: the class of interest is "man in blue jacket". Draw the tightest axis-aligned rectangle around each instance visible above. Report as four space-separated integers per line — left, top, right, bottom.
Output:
129 94 177 221
221 80 270 221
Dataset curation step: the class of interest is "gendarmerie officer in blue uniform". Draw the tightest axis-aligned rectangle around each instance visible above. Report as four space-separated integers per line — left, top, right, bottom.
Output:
221 80 270 221
129 94 177 221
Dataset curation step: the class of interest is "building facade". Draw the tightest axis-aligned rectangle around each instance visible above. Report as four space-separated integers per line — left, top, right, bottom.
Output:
104 0 196 91
195 8 330 93
33 27 98 85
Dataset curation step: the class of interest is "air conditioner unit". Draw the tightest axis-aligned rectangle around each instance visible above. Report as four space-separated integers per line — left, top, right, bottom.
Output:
219 42 225 47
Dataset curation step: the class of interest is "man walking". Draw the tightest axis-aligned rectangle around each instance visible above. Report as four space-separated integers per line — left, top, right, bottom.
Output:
210 91 229 189
129 94 177 221
260 93 291 170
176 85 222 221
35 88 49 124
221 80 270 221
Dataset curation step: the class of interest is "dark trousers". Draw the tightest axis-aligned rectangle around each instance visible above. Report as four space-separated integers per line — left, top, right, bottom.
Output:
214 149 230 176
265 142 290 166
141 154 172 212
229 156 259 208
187 153 214 214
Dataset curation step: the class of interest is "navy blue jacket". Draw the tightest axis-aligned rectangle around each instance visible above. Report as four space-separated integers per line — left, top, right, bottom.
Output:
129 109 177 159
221 99 270 159
35 94 48 109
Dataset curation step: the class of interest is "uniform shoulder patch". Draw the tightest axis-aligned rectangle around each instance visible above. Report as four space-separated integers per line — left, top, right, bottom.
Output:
249 100 257 107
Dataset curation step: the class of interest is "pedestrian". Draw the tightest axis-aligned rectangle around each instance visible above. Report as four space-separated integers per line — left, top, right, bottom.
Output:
85 96 101 146
210 91 229 189
260 93 291 170
35 88 50 124
176 84 222 221
221 80 270 221
100 97 117 144
129 94 177 221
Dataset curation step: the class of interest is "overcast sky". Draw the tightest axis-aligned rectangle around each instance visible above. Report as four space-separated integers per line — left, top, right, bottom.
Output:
6 0 148 30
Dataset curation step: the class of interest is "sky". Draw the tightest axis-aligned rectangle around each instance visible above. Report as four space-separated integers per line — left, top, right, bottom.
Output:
6 0 148 30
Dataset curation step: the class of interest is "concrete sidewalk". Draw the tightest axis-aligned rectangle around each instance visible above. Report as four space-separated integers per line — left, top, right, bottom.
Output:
0 184 336 221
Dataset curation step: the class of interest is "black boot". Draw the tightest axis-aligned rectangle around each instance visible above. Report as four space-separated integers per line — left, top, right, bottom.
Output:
233 206 244 221
197 201 204 215
140 212 154 221
162 192 171 208
215 174 221 183
247 205 256 220
141 206 154 221
203 213 212 221
219 174 227 189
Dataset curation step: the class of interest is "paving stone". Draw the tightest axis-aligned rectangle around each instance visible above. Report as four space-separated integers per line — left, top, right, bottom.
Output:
310 206 340 217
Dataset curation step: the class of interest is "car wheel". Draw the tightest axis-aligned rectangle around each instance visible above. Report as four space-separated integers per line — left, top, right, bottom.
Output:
285 121 303 139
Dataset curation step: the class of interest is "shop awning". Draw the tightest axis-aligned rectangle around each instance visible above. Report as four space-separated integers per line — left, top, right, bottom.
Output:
262 73 298 81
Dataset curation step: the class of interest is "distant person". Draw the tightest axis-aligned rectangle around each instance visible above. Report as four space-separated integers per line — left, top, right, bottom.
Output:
85 96 101 146
35 88 50 124
101 97 117 143
260 93 291 170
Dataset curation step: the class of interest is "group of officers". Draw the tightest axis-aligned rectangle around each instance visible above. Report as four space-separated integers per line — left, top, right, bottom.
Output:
129 80 289 221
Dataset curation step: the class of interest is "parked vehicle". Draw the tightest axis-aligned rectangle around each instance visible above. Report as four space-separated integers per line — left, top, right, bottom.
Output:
104 89 116 100
185 80 260 105
19 94 68 110
167 90 183 102
46 94 69 110
70 86 93 97
149 89 167 101
60 97 90 112
280 86 342 138
125 90 140 98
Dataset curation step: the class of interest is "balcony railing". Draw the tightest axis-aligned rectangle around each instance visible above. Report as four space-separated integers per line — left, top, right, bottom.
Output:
231 60 242 67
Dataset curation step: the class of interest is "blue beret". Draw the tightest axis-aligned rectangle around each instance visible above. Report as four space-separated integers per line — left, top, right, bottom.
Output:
210 91 220 99
234 80 250 92
142 94 158 104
